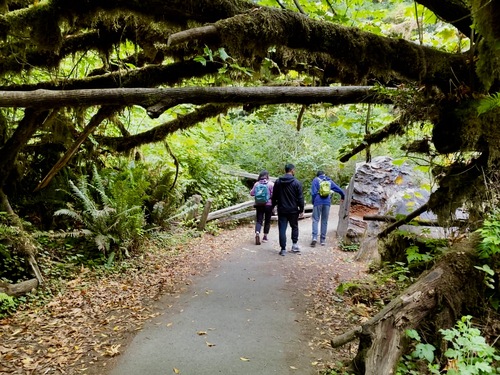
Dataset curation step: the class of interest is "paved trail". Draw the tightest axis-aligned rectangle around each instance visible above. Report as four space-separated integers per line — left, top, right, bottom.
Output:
106 207 341 375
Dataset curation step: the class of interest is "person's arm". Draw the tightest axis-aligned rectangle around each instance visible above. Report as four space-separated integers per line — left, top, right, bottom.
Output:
271 180 279 208
311 178 318 202
297 180 305 213
330 180 345 200
250 182 256 197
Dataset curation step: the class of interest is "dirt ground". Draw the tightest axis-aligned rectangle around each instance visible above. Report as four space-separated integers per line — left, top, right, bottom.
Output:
0 207 370 374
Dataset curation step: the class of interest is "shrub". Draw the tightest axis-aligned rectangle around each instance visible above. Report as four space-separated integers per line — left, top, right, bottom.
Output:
54 166 145 263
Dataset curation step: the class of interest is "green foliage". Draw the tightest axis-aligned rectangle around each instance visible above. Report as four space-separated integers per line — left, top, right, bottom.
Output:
398 316 500 375
0 214 31 282
0 292 17 317
195 46 253 83
477 93 500 116
440 316 500 374
474 264 495 290
387 261 413 283
54 166 145 262
406 245 434 264
339 240 359 252
476 210 500 259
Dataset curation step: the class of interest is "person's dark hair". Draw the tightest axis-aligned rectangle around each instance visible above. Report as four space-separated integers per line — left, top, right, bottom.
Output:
258 170 269 180
316 170 325 177
285 163 295 173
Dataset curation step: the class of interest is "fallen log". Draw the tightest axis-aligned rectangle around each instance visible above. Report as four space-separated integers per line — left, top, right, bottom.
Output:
207 200 255 221
331 249 483 374
364 214 467 227
0 278 38 297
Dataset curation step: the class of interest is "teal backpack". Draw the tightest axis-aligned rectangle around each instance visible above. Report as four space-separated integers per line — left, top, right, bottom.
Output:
254 182 270 205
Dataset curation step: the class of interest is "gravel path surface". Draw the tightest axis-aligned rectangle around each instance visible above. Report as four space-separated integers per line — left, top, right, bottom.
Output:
103 206 366 375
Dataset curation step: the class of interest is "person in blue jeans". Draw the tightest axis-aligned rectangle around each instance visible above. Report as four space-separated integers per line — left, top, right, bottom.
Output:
310 170 345 247
272 164 304 256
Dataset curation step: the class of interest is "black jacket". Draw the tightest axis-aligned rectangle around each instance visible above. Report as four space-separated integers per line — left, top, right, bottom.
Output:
272 174 304 214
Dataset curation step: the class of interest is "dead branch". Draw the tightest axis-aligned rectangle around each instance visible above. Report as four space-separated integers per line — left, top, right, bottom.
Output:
330 327 362 348
340 120 404 162
35 106 119 191
167 25 218 47
377 203 429 238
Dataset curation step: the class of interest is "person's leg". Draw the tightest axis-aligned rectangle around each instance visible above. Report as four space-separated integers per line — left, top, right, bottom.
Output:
278 215 288 253
263 205 272 234
289 213 300 251
255 206 264 233
263 205 273 241
255 206 264 245
311 205 321 246
320 204 331 244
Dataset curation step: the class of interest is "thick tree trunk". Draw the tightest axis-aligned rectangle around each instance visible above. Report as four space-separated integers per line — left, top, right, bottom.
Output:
332 249 483 374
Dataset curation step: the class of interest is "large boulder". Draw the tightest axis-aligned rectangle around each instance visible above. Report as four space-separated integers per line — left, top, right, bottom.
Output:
337 156 439 263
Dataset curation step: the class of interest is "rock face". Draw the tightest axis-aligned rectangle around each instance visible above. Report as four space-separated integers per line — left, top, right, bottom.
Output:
337 156 431 263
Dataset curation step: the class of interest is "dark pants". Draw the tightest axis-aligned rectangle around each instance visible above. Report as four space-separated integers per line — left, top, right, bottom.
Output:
255 205 273 234
278 212 299 250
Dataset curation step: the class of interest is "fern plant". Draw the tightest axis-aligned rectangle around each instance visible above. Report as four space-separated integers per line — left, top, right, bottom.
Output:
476 209 500 259
54 169 145 262
477 93 500 116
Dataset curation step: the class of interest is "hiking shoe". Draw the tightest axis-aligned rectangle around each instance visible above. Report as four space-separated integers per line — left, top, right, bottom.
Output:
310 239 317 247
291 243 300 253
279 249 286 256
255 233 261 245
262 235 268 243
320 241 326 246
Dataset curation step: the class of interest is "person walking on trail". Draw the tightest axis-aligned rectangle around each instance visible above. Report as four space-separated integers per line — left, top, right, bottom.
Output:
272 163 304 256
310 170 345 247
250 170 274 245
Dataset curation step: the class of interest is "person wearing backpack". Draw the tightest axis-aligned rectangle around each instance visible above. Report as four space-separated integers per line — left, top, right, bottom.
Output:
310 170 345 247
250 170 274 245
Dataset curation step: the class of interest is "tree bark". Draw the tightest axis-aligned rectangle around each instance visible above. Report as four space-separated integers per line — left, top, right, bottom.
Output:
332 250 482 374
0 86 393 117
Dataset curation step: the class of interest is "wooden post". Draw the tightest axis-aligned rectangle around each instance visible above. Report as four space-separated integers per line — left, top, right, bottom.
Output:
198 198 213 230
186 194 202 220
337 176 354 240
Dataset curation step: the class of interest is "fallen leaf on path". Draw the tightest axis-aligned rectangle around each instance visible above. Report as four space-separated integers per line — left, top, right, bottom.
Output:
197 331 207 335
173 367 180 373
290 366 298 369
240 357 250 361
205 341 216 347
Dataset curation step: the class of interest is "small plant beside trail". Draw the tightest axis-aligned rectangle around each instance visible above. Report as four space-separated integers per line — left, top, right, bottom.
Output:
398 315 500 374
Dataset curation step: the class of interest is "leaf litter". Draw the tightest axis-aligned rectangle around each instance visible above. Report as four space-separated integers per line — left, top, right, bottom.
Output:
1 224 371 374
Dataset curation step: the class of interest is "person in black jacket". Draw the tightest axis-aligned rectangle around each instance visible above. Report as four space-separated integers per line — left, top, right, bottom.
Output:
272 163 305 256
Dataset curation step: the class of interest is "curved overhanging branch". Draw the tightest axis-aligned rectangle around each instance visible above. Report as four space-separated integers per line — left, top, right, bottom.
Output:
97 103 235 152
0 86 394 118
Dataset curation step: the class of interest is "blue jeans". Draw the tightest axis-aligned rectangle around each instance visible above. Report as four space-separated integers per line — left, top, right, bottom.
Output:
278 213 299 250
312 204 331 242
